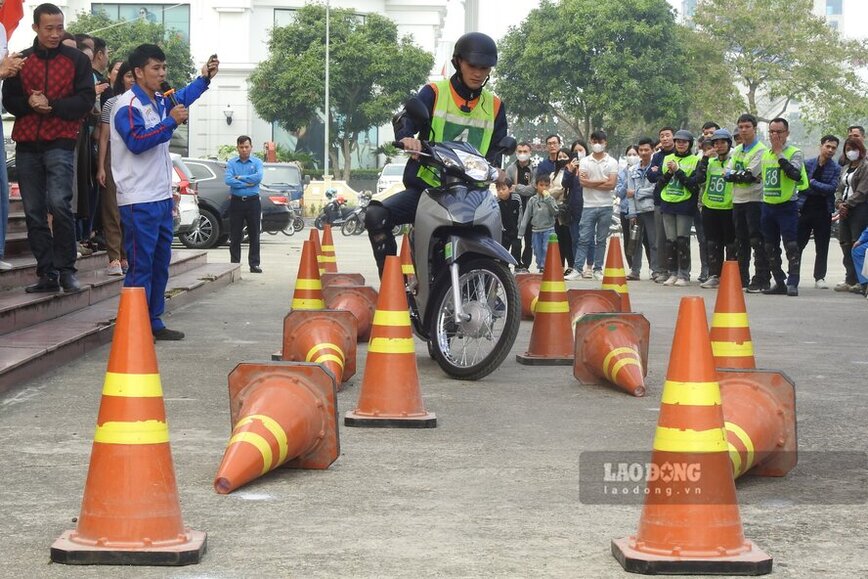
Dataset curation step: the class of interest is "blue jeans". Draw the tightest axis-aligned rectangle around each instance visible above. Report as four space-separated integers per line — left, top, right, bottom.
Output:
853 241 868 285
761 201 800 287
121 199 174 332
17 148 77 277
573 206 612 272
532 228 554 271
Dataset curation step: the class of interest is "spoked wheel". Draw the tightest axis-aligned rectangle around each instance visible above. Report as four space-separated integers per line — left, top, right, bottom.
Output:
342 215 360 236
428 258 520 380
292 215 305 233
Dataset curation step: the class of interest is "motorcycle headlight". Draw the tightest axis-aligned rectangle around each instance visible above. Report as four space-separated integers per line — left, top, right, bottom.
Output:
453 149 490 182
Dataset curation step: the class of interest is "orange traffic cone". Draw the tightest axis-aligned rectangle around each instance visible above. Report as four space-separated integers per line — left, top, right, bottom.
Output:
345 255 436 428
51 288 206 566
321 272 365 289
720 369 797 479
516 234 573 365
214 362 339 494
320 224 338 273
323 284 379 342
399 233 417 293
566 288 622 328
309 229 325 275
711 261 756 369
292 240 325 311
573 312 649 397
516 272 542 320
281 308 357 389
601 236 632 311
612 296 772 575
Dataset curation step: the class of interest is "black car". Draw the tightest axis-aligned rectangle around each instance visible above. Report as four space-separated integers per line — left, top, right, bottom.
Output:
179 158 296 249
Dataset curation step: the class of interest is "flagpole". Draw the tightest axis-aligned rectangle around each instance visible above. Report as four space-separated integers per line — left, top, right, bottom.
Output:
324 0 330 178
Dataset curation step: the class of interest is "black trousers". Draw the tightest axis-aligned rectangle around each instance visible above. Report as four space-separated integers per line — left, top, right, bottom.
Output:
501 232 522 265
732 201 770 287
555 222 573 268
797 201 832 282
229 195 261 267
702 207 735 278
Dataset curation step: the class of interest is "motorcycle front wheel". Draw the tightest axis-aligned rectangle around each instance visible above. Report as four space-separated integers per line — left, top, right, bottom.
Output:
314 214 326 230
291 215 305 233
342 215 361 236
428 258 520 381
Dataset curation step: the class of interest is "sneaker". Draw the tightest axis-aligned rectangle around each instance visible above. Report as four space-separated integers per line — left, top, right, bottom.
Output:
563 267 574 276
746 280 768 293
654 273 669 284
787 285 799 297
626 272 641 281
106 260 124 276
700 275 720 289
834 281 852 292
564 269 581 281
762 282 787 295
25 275 60 293
154 327 185 341
60 272 82 293
250 266 263 273
663 275 678 286
592 270 604 281
698 275 708 284
581 269 593 279
77 242 93 257
674 278 689 287
851 284 864 294
0 260 12 271
815 278 828 289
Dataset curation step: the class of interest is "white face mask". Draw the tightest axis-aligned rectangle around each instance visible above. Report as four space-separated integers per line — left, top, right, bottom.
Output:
574 151 586 160
847 150 860 162
591 143 605 154
626 155 640 166
516 153 530 163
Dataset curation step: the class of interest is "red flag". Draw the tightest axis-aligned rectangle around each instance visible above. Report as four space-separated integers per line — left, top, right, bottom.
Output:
0 0 25 41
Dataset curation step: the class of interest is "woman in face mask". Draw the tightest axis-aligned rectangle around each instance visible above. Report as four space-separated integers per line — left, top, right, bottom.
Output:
834 137 868 292
549 148 574 272
616 146 640 270
562 141 590 279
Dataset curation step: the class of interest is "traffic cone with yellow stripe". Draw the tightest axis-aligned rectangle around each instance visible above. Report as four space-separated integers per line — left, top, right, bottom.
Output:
323 284 379 342
573 312 649 397
566 289 622 328
516 234 574 365
601 236 632 312
292 240 325 311
281 307 357 389
309 229 325 275
213 362 339 494
321 272 366 290
711 261 756 369
612 296 772 575
320 224 338 273
516 272 542 320
345 255 436 428
720 369 797 479
51 287 206 566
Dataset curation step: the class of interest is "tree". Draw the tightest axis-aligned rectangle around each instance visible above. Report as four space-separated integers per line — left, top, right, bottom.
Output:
693 0 868 133
495 0 697 145
66 10 194 89
248 4 433 179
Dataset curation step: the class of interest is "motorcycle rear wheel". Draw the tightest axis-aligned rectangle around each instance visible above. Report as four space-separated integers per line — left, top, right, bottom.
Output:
428 258 520 380
342 215 361 236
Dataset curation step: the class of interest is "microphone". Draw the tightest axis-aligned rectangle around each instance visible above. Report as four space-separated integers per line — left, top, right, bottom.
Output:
159 81 186 124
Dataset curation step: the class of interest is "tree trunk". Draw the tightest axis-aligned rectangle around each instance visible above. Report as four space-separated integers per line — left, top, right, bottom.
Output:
341 133 356 181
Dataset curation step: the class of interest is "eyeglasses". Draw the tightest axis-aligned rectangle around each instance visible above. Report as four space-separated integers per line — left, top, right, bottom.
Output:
769 130 787 134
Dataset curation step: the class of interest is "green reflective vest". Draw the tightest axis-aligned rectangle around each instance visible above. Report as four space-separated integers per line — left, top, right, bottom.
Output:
761 145 809 204
702 156 733 209
660 153 700 204
417 79 498 187
730 141 768 191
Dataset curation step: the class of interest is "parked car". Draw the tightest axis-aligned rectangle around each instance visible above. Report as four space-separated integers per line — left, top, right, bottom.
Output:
171 154 199 235
376 161 406 194
179 158 294 249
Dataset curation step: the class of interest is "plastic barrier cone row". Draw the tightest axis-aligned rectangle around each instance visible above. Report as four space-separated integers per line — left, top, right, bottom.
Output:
281 308 357 389
516 272 543 320
516 234 574 365
321 272 366 290
51 288 206 566
320 224 338 273
308 229 326 275
566 289 622 328
323 285 379 342
214 362 339 494
711 261 756 369
601 236 632 312
292 241 325 311
345 255 436 428
612 296 772 575
573 312 650 397
720 369 797 479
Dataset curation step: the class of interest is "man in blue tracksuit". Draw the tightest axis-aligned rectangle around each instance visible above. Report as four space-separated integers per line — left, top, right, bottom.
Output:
111 44 218 340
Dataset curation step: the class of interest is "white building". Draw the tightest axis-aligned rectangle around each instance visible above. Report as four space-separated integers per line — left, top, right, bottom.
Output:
11 1 449 163
812 0 868 39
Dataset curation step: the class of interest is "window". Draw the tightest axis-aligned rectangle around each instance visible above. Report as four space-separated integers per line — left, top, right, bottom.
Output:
826 0 843 16
91 4 191 44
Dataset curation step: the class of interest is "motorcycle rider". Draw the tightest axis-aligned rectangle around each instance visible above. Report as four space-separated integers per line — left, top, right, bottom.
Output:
364 32 509 276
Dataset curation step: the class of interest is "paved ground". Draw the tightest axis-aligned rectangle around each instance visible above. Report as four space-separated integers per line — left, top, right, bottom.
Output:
1 231 866 578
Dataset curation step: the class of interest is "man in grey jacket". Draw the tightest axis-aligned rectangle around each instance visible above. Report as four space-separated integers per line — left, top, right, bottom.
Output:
626 138 658 279
505 142 536 271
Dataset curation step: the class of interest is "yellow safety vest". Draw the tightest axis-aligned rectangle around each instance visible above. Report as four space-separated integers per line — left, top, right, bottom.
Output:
660 153 699 204
702 156 733 209
761 145 809 204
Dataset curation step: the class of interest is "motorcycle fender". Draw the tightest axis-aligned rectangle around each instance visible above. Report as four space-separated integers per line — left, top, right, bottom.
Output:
448 234 517 266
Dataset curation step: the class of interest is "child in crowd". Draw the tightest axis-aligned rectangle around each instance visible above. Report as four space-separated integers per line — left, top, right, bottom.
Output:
496 177 523 268
519 172 559 272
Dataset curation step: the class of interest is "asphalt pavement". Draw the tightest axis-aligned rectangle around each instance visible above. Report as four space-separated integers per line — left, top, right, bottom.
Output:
1 230 866 578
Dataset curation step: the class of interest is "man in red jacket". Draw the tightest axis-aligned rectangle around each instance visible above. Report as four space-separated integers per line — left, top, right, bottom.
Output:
1 3 95 293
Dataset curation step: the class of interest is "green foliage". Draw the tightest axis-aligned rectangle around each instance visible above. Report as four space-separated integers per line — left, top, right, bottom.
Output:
693 0 868 133
67 10 195 88
249 4 433 179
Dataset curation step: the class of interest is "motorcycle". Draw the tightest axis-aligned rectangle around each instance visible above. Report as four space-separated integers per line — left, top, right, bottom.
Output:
342 191 372 236
314 191 355 230
392 97 520 381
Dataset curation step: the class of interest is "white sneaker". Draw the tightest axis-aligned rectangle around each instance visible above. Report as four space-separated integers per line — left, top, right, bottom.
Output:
674 278 689 287
106 260 124 276
592 270 604 281
815 279 828 289
700 275 719 289
0 260 12 271
581 269 593 279
564 269 581 281
834 281 851 292
663 275 678 286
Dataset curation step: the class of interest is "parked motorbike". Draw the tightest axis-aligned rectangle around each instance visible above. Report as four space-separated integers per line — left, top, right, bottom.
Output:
342 191 372 236
393 97 520 381
314 190 355 230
